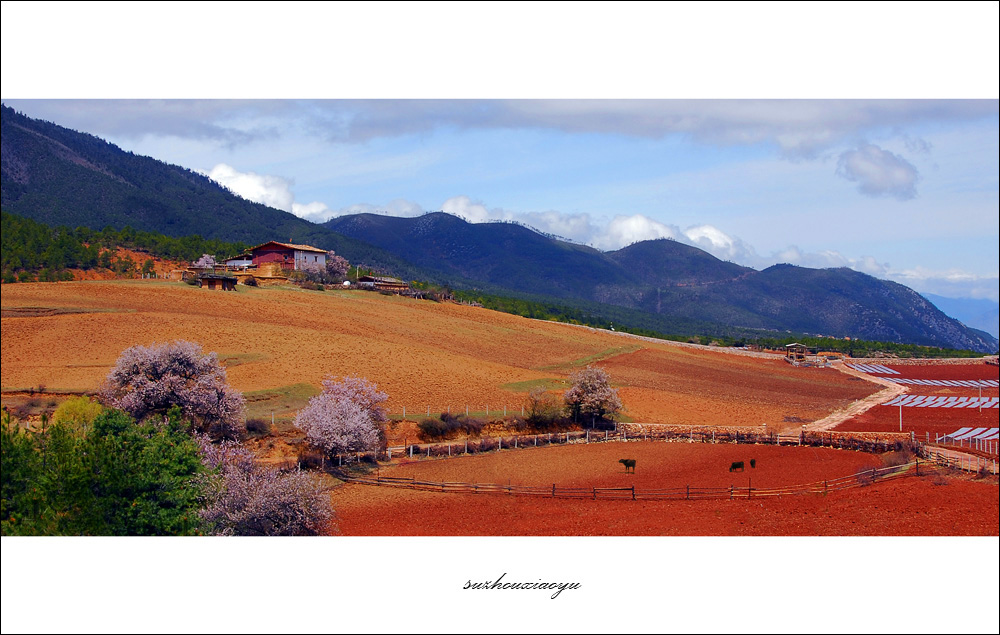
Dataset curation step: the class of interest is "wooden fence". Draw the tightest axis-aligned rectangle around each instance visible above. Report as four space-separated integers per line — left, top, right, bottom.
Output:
311 426 998 478
346 461 924 501
920 447 999 475
322 426 917 468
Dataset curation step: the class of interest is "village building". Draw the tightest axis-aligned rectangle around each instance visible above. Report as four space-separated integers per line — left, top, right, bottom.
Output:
357 275 409 292
248 241 328 271
197 273 237 291
224 253 254 269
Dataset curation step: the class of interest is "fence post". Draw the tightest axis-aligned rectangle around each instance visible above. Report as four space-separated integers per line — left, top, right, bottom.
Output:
687 485 690 500
552 484 556 497
593 487 596 500
632 485 635 500
465 439 468 454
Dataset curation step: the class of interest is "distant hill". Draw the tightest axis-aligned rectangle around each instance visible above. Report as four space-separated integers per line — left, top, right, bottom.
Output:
3 103 996 353
923 293 1000 339
327 213 998 353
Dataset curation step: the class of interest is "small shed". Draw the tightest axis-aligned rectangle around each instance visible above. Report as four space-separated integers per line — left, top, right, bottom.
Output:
785 343 809 362
198 274 237 291
357 275 409 292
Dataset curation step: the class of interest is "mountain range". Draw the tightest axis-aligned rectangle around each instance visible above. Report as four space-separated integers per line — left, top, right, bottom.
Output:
2 104 996 353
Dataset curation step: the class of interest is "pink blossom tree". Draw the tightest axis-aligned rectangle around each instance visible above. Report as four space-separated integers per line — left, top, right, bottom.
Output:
197 437 333 536
563 366 622 425
100 340 246 439
326 253 349 281
294 376 388 456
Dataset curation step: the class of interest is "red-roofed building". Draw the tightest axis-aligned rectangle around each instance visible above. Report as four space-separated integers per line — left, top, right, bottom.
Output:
249 241 328 271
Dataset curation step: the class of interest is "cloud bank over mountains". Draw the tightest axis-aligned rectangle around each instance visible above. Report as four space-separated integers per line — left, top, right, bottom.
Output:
203 162 997 303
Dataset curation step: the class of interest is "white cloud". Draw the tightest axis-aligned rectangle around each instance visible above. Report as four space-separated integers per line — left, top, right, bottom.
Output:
595 215 679 251
887 267 1000 303
836 143 920 200
682 225 746 261
441 196 493 223
205 163 333 222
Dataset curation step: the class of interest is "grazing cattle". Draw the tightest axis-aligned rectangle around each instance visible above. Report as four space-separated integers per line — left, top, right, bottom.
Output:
750 458 756 469
619 458 636 473
729 461 745 472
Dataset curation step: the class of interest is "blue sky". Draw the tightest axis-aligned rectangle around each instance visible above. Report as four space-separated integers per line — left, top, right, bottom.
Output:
2 4 998 304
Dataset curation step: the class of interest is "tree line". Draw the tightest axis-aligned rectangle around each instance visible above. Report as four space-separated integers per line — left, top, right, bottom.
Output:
453 288 986 358
1 210 248 283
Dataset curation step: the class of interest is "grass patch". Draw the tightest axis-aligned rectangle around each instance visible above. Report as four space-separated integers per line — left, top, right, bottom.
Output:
244 383 320 421
500 378 568 393
535 345 641 371
218 352 270 368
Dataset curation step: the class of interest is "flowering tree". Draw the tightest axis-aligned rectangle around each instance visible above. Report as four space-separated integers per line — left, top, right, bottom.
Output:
100 340 245 439
197 437 333 536
326 253 349 281
563 366 622 425
294 376 388 456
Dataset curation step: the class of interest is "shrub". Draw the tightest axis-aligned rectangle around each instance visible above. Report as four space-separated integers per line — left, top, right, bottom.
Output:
418 418 449 441
242 275 258 287
245 417 271 437
51 396 104 433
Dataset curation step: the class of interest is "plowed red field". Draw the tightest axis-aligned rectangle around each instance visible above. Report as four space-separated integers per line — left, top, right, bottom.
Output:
330 442 998 536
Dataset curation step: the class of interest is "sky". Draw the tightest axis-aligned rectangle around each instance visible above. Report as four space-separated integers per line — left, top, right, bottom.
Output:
2 4 998 633
3 5 999 305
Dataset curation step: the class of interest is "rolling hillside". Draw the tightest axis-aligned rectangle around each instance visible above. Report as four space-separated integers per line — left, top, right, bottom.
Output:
2 103 996 353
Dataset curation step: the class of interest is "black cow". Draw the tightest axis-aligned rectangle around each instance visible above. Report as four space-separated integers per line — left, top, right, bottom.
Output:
750 458 756 469
729 461 745 472
619 458 637 473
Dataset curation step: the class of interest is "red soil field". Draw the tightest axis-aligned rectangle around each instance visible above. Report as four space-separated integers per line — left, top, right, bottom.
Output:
330 442 998 536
